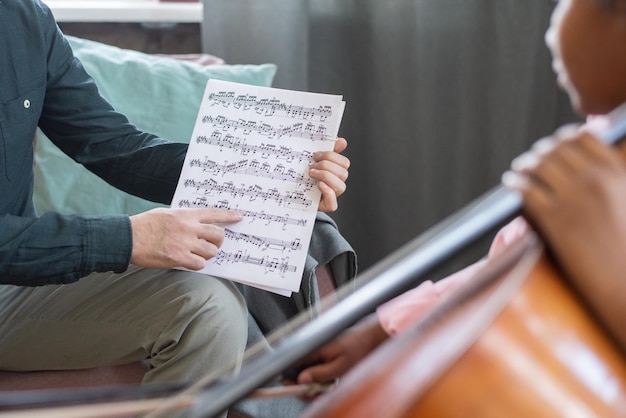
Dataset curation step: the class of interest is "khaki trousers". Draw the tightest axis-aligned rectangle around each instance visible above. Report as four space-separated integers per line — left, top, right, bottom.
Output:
0 266 248 417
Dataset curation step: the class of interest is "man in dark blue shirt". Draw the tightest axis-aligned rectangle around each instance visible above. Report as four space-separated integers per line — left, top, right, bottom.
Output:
0 0 351 413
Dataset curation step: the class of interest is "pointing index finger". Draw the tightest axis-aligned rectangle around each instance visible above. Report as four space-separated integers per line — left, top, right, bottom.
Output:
194 208 243 224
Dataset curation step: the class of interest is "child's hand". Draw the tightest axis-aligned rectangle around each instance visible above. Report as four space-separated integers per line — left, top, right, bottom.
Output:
310 138 350 212
292 313 388 400
503 125 626 350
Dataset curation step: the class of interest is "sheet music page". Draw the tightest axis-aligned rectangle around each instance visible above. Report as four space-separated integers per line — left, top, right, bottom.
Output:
171 79 345 296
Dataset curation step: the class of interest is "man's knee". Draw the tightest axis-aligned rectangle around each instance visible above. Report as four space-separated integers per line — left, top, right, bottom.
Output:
145 272 248 382
200 277 248 345
172 273 248 349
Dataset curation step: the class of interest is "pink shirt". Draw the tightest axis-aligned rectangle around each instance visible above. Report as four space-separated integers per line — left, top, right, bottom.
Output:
376 216 530 335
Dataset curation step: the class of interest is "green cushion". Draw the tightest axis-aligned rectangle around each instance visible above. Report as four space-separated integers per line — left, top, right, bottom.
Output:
34 36 277 215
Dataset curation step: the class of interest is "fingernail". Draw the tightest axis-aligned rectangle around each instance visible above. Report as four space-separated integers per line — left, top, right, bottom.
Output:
501 171 526 189
532 137 556 155
511 152 537 171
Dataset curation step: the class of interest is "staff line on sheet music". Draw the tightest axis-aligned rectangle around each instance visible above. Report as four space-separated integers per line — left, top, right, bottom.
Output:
177 198 308 229
182 179 314 210
208 91 333 122
202 114 332 142
197 131 314 163
213 249 298 278
188 158 317 191
224 228 302 252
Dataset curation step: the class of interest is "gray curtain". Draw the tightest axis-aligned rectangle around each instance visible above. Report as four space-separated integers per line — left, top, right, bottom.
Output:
202 0 579 283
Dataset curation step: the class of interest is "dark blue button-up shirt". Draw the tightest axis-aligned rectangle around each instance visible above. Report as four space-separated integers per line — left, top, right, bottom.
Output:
0 0 187 285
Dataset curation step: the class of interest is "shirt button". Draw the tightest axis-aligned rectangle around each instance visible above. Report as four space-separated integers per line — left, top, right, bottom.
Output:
23 99 31 109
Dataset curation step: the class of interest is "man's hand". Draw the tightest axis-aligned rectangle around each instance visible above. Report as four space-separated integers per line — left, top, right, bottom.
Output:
311 138 350 212
129 207 242 270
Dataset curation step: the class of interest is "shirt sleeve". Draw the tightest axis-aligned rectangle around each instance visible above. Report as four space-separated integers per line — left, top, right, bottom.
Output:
376 216 529 336
0 1 180 285
0 212 132 286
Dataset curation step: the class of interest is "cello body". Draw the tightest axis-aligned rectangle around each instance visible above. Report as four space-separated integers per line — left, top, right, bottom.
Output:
301 232 626 418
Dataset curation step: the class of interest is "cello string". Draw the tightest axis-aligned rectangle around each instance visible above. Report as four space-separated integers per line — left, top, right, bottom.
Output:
0 383 334 418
